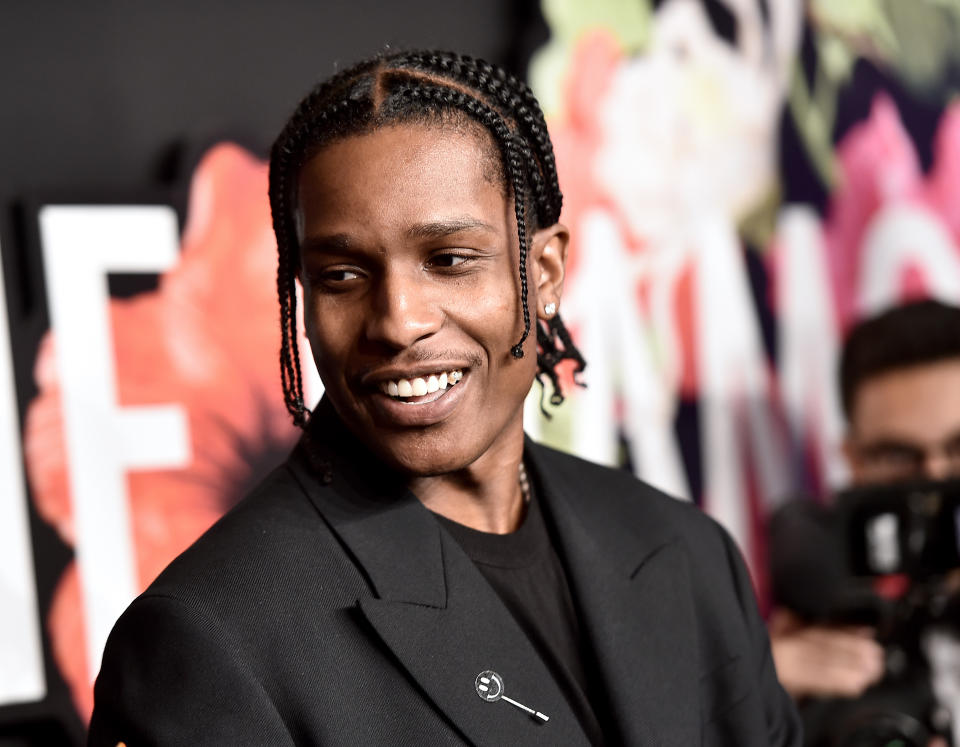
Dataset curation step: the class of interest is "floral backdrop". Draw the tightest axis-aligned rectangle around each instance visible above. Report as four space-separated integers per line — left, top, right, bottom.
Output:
525 0 960 598
18 0 960 722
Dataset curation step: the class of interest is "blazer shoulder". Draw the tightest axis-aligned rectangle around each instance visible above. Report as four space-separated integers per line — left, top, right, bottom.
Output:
530 440 725 538
141 460 350 608
529 439 748 603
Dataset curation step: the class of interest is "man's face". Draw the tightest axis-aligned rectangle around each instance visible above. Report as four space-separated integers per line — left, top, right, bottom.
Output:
295 123 557 476
846 358 960 485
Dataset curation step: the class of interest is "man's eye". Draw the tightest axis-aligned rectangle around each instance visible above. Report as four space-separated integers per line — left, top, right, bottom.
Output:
327 269 361 281
860 445 925 479
429 252 471 269
314 268 361 283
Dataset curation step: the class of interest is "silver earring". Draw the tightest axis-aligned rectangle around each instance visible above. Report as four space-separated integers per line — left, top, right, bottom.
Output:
544 302 556 317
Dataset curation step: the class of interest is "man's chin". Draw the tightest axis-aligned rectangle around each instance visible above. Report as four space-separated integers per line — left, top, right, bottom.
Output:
371 440 473 478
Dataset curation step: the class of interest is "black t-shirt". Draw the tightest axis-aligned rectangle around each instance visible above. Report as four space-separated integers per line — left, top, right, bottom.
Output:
434 487 606 746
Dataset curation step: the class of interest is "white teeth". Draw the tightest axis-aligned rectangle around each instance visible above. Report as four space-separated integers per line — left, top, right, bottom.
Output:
380 369 463 400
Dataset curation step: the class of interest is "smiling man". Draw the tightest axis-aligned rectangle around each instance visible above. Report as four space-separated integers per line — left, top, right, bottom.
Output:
88 51 800 746
293 124 560 532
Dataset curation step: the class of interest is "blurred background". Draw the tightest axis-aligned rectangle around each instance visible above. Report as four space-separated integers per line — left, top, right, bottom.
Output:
3 0 960 743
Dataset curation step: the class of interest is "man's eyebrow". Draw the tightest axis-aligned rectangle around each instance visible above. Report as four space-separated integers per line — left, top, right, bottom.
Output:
858 438 925 455
405 217 497 240
299 234 353 256
299 219 498 256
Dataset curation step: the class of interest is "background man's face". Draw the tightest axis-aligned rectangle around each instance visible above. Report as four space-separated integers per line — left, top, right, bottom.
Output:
295 123 539 475
846 358 960 485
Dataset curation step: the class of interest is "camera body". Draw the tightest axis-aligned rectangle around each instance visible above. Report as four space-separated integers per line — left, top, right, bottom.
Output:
839 480 960 580
770 480 960 746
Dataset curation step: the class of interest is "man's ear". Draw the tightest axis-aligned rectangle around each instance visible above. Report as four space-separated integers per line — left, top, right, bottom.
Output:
531 223 569 319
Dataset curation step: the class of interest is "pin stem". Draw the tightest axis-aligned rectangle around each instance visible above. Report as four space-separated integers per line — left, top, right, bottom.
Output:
501 695 550 722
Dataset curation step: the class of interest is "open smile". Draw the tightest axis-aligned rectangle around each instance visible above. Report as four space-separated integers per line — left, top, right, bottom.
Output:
378 369 463 403
363 367 471 427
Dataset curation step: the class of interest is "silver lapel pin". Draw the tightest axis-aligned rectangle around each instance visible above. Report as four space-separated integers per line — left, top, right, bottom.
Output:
474 670 549 722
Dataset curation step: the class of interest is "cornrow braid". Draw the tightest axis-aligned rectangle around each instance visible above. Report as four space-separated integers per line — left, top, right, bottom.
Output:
537 316 587 411
269 95 373 425
268 49 586 428
391 51 562 226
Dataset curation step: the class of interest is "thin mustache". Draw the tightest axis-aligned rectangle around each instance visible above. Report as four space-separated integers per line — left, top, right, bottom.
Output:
357 349 484 378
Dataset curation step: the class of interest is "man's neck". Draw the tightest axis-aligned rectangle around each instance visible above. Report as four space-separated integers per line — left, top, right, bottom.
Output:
409 425 527 534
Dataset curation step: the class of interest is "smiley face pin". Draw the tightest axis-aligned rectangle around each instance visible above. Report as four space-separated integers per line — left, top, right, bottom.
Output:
474 670 549 722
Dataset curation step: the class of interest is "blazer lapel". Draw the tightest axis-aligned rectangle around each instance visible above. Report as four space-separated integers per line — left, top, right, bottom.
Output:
359 532 591 747
288 407 591 747
529 441 701 746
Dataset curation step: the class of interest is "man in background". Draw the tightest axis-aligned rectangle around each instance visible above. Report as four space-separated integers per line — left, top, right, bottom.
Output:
770 299 960 741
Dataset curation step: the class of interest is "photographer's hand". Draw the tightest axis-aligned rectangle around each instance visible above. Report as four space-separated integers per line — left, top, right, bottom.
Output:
769 608 886 699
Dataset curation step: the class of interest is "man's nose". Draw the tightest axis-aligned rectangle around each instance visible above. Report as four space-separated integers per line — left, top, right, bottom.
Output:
364 270 442 349
923 451 953 481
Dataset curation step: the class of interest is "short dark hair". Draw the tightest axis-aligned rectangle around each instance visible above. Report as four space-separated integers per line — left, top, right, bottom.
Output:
268 50 586 427
840 299 960 418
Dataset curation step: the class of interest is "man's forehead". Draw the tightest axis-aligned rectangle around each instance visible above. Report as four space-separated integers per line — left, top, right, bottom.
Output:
293 134 518 265
299 126 502 204
299 119 504 189
851 358 960 442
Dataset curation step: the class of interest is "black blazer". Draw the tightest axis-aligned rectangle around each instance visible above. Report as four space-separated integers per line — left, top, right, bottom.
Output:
89 407 801 746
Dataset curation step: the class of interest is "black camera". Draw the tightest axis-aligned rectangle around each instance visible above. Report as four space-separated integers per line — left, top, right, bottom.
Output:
840 481 960 579
770 479 960 746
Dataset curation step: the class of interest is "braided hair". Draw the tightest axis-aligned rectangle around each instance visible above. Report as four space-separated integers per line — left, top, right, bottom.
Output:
268 50 586 427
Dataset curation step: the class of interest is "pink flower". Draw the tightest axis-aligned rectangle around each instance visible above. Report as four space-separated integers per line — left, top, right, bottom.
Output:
925 103 960 247
823 94 960 329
